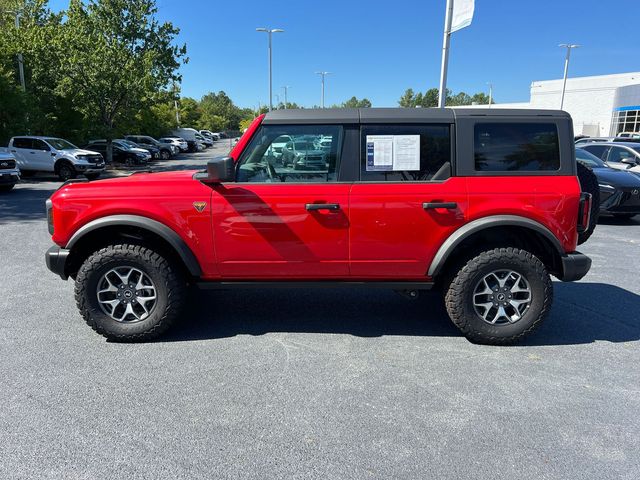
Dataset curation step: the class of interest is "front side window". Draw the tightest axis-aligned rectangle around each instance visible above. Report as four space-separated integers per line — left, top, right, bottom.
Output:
608 147 635 163
236 125 342 183
360 124 451 182
474 123 560 172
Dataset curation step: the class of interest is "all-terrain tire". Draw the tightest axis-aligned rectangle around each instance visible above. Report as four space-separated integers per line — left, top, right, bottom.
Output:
444 247 553 345
576 162 600 245
56 161 77 182
75 244 187 341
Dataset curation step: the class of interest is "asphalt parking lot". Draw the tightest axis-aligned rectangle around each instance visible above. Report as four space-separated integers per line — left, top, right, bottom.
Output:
1 145 639 479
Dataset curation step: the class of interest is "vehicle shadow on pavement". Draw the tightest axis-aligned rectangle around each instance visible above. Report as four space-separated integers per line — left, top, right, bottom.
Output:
160 282 640 346
162 288 460 342
522 282 640 346
597 216 640 226
0 184 55 223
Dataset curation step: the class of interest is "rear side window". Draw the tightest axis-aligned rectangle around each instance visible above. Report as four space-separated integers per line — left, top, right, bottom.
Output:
582 144 608 159
13 138 32 149
360 124 451 181
474 123 560 172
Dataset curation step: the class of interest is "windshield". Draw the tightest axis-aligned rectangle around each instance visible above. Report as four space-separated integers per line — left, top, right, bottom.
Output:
46 138 77 150
576 148 605 168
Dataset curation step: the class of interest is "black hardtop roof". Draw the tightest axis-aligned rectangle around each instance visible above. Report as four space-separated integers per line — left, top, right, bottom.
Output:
262 107 571 125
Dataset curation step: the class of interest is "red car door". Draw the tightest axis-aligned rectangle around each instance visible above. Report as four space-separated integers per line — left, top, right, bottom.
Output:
349 123 468 279
211 123 351 279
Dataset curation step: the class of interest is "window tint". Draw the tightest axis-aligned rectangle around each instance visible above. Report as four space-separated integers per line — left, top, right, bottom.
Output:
360 125 451 181
32 139 50 151
236 125 342 183
582 144 608 159
12 138 32 149
576 148 605 168
474 123 560 172
608 147 635 163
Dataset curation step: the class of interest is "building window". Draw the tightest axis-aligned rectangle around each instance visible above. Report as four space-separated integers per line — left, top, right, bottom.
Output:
611 109 640 136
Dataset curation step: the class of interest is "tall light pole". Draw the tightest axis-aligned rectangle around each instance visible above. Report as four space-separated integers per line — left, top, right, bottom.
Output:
437 0 454 108
315 71 331 108
256 27 284 111
559 43 580 110
487 82 493 107
281 85 290 109
3 10 25 90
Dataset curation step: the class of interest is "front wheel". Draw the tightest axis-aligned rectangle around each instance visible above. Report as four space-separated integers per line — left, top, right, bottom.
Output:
444 248 552 345
75 244 187 341
57 162 77 181
160 149 170 160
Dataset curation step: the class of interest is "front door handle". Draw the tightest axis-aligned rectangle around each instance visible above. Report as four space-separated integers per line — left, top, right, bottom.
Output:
306 203 340 211
423 202 458 210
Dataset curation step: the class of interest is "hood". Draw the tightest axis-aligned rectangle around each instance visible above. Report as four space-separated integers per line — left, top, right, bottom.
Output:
68 148 103 156
593 166 640 187
55 170 200 195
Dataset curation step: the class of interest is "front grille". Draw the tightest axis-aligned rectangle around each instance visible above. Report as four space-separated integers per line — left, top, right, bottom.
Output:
85 155 103 164
0 159 16 169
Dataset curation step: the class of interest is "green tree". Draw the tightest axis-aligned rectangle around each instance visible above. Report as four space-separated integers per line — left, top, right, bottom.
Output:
341 96 372 108
57 0 186 161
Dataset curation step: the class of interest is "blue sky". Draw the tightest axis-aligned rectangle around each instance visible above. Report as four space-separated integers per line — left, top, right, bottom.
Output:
49 0 640 109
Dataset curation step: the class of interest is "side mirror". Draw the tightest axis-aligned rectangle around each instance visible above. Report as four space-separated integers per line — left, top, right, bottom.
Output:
197 156 235 184
621 157 637 166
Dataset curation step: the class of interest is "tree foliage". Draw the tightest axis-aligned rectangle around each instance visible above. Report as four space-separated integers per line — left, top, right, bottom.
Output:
399 87 493 107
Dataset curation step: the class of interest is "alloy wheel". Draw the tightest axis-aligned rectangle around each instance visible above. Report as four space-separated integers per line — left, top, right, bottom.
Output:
472 270 532 325
96 267 157 323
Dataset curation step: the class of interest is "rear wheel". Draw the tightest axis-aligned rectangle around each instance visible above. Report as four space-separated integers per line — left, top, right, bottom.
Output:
576 162 600 245
444 247 552 345
75 244 187 341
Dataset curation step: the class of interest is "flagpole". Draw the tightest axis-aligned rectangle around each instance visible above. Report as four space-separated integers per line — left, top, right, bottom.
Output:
438 0 454 108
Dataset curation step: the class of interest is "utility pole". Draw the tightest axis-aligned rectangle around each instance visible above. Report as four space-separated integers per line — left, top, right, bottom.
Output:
173 81 181 127
256 28 284 111
3 10 26 90
559 44 580 110
437 0 454 108
281 85 290 109
315 71 331 108
487 82 493 106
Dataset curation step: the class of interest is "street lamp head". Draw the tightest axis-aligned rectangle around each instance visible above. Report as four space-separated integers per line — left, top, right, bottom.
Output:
559 43 581 48
272 28 284 33
256 27 284 33
256 27 267 32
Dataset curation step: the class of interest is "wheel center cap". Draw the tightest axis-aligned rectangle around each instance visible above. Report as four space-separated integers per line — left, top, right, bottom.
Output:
124 290 133 298
497 293 506 301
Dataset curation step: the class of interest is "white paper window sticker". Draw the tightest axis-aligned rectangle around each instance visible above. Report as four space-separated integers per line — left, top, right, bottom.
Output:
393 135 420 171
366 135 393 171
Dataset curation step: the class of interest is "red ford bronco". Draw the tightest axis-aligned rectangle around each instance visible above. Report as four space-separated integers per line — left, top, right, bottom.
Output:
45 108 594 344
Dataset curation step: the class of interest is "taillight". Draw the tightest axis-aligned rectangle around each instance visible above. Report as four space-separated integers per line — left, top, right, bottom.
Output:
46 198 54 235
577 192 592 233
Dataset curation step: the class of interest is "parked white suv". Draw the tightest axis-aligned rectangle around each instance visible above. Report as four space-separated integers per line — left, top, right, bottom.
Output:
9 136 105 181
0 151 21 191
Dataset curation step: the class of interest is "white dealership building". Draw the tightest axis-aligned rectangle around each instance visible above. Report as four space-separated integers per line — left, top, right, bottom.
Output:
484 72 640 137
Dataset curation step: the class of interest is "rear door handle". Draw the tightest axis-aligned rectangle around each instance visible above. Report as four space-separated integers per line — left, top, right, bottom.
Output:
306 203 340 211
423 202 458 210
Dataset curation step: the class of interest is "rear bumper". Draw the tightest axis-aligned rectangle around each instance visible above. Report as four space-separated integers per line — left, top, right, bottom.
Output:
45 245 70 280
558 251 591 282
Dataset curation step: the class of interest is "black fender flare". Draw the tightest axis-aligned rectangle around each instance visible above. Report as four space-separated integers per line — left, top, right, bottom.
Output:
428 215 565 278
66 214 202 276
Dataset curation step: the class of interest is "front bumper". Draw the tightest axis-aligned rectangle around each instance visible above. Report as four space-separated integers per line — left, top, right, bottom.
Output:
0 168 20 184
558 251 591 282
45 245 70 280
